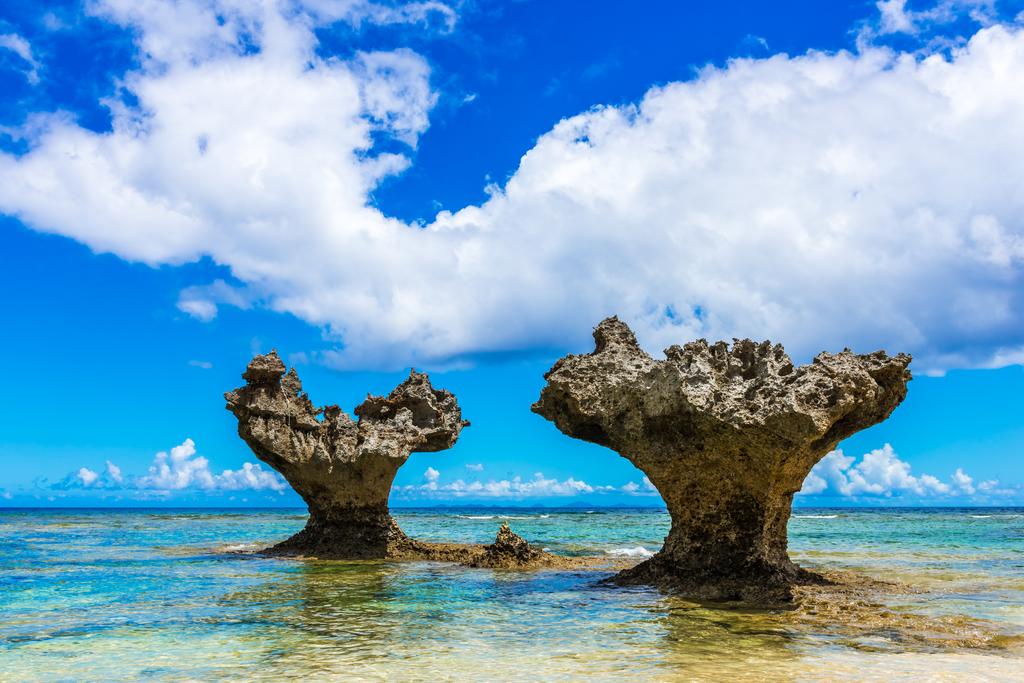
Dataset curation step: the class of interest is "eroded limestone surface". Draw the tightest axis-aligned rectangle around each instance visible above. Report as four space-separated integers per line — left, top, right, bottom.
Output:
225 351 470 559
533 317 912 603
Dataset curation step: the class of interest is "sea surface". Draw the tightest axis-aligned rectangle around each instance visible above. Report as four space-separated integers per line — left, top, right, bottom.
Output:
1 507 1022 681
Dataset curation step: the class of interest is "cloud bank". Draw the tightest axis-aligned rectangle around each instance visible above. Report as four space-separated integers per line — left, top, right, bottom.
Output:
392 467 658 501
59 438 286 494
1 2 1023 372
798 443 1013 500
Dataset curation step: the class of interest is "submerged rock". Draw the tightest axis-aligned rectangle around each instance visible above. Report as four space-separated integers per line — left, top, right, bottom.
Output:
532 317 912 603
225 351 469 559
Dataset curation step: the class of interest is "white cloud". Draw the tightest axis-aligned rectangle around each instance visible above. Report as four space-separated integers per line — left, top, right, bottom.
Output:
872 0 999 37
1 4 1024 371
58 438 285 493
0 33 40 84
952 467 975 494
799 443 1009 499
215 461 288 491
188 359 213 369
394 469 665 500
465 463 484 472
105 460 123 484
177 280 251 322
76 467 99 487
396 471 604 499
1 490 12 500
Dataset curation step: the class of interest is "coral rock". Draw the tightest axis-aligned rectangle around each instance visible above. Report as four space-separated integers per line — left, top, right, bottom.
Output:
532 317 912 603
225 351 469 559
468 522 545 568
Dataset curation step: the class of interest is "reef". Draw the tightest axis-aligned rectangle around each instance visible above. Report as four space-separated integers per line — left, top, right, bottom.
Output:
225 350 471 560
532 317 912 603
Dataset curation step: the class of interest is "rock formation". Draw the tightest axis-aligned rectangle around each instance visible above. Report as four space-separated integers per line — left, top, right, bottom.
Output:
532 317 912 603
468 522 546 568
225 350 470 559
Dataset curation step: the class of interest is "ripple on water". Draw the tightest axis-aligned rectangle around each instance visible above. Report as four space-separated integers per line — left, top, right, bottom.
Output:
0 507 1022 681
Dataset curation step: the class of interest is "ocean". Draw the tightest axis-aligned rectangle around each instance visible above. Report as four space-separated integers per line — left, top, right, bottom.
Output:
1 507 1022 681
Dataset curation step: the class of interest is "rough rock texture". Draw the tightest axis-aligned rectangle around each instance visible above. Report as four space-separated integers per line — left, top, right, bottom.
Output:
533 317 912 603
468 523 545 568
225 350 470 559
465 522 596 570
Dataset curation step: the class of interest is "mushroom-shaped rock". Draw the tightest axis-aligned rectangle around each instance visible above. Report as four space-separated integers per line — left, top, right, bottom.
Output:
225 351 468 559
532 318 912 603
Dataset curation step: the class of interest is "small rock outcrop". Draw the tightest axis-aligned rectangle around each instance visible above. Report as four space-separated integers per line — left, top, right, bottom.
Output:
225 351 469 559
532 317 912 603
468 523 545 568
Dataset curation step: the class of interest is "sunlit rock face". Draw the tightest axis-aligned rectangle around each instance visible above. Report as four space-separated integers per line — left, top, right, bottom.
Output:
225 351 469 559
533 317 912 603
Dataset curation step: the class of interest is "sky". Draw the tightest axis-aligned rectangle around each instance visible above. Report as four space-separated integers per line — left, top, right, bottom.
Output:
0 0 1022 507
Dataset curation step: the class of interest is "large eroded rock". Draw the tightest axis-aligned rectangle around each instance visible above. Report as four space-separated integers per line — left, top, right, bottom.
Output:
532 317 912 603
225 351 469 559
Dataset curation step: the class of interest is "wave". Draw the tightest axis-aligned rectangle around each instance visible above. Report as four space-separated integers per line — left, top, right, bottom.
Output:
458 515 495 520
971 515 992 518
604 546 655 558
217 542 263 553
794 514 838 519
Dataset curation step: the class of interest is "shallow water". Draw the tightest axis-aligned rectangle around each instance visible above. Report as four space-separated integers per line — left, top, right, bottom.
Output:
1 507 1022 681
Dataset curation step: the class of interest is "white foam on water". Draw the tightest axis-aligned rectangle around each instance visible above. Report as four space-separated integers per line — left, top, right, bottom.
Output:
604 547 655 558
218 542 262 553
794 515 839 519
459 515 495 520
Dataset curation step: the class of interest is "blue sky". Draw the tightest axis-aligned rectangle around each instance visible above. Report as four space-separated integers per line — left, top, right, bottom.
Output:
1 0 1022 507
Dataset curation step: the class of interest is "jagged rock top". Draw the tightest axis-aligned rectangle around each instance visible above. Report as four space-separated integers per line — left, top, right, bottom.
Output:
225 351 469 460
468 522 544 569
224 351 468 510
533 317 912 454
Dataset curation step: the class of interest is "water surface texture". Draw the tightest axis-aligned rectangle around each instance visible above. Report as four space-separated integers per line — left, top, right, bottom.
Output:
1 508 1022 681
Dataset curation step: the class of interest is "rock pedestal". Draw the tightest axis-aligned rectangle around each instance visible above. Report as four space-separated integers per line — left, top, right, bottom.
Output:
532 318 911 602
225 351 468 559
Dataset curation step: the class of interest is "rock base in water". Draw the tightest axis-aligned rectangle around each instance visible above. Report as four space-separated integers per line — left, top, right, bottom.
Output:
533 317 912 604
468 522 548 569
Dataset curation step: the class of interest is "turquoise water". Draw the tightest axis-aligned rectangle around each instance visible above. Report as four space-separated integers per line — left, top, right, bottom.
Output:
1 507 1023 681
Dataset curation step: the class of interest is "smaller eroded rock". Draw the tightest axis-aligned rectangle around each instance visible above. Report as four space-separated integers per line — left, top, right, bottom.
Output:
468 522 545 568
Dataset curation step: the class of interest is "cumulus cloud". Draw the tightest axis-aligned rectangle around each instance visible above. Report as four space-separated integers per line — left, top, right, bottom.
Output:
465 463 484 472
2 2 1024 372
56 438 285 493
394 471 630 500
0 33 40 84
177 280 251 322
76 467 99 487
871 0 1000 37
798 443 1009 499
